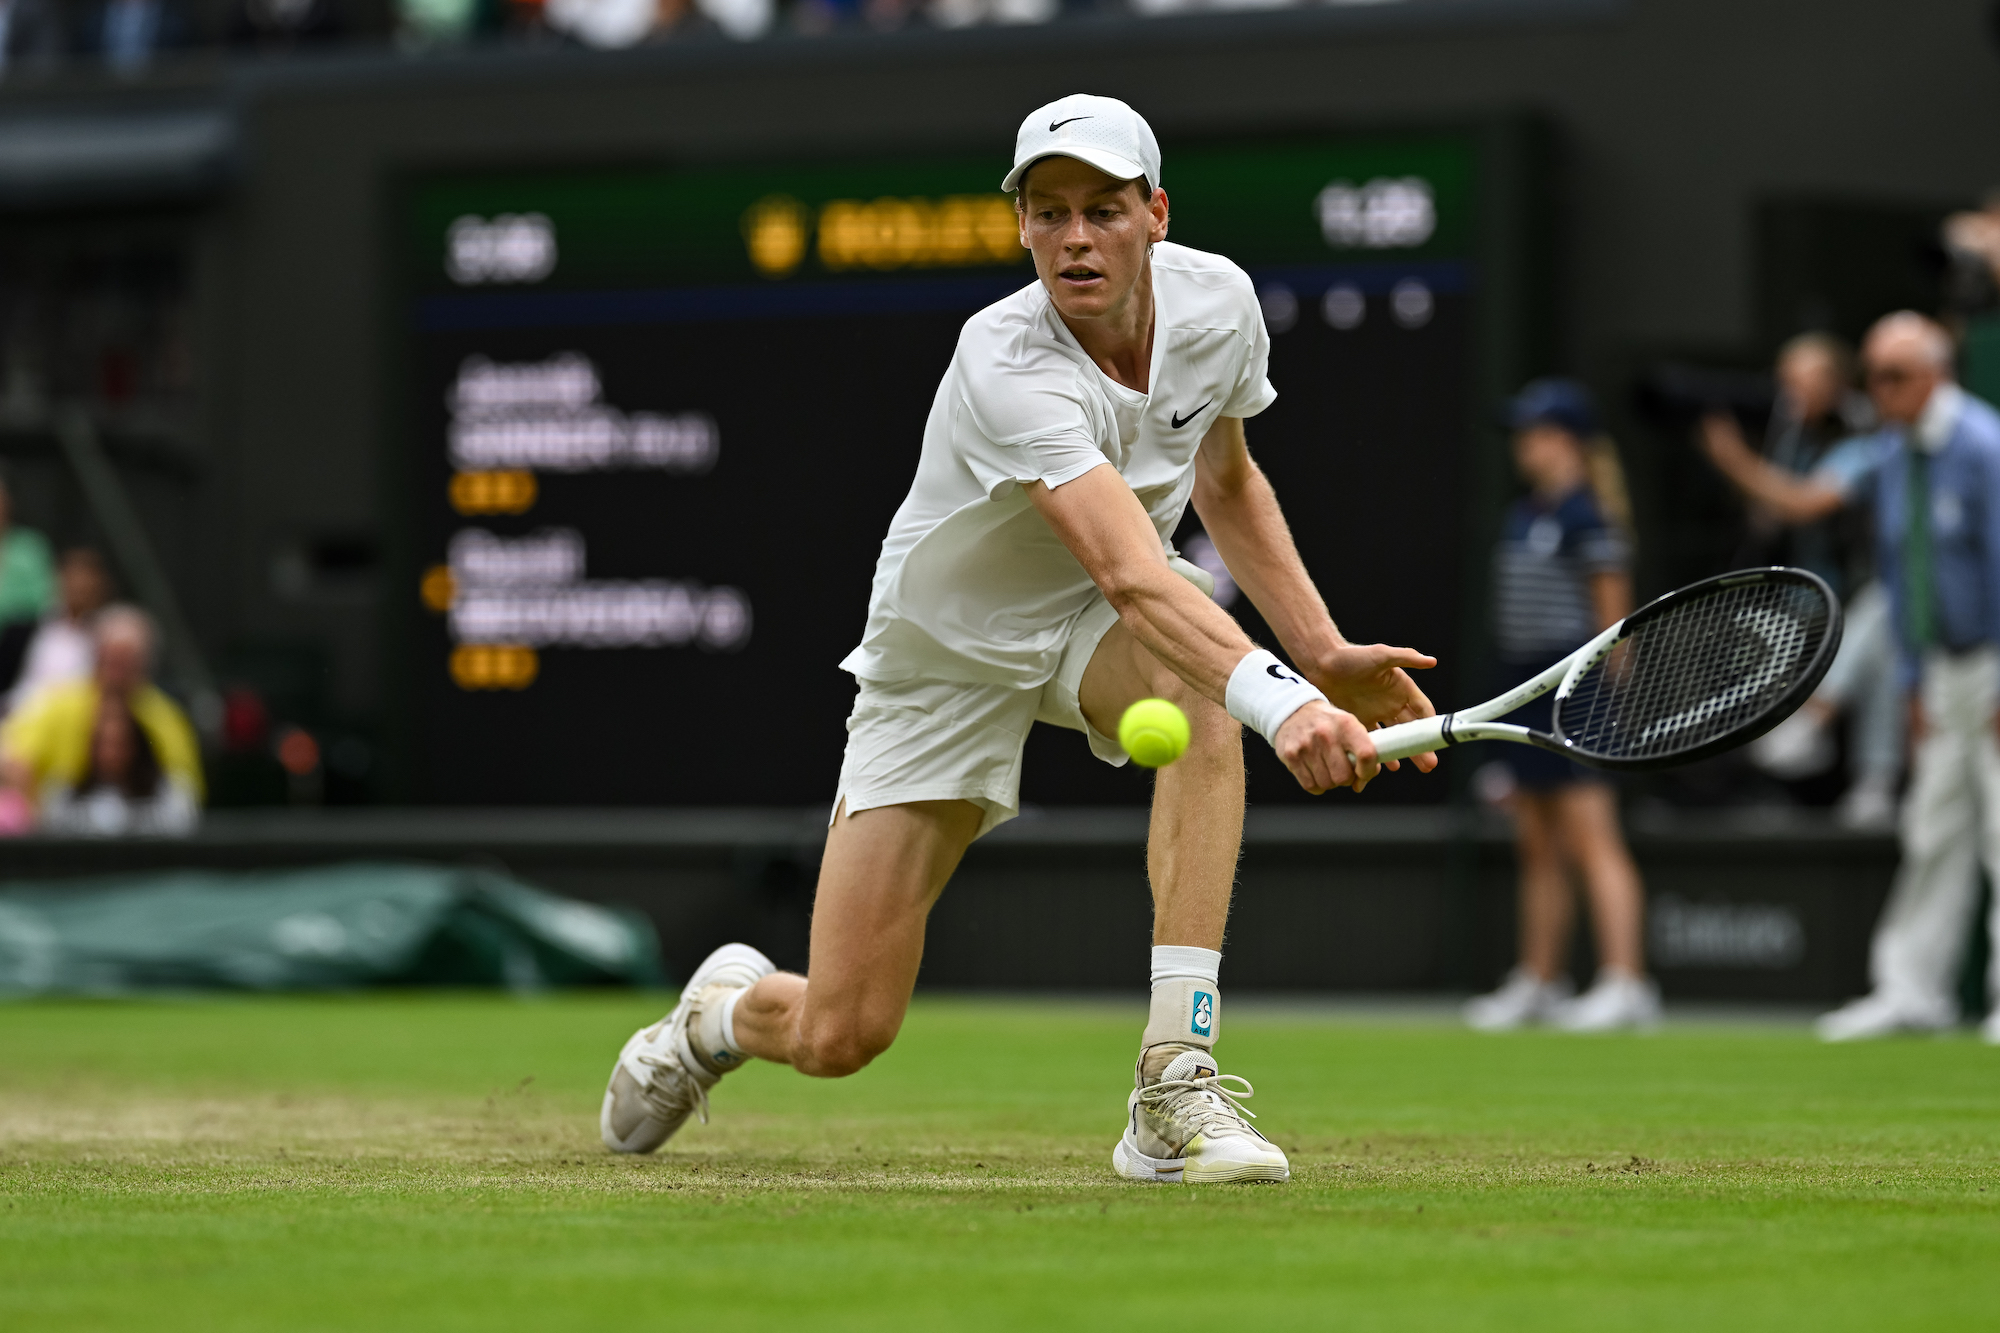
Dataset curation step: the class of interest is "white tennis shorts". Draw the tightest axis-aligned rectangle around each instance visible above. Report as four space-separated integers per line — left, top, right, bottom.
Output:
834 559 1212 838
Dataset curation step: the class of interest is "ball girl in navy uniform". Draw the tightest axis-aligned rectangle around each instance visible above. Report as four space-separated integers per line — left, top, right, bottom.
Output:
1466 379 1661 1032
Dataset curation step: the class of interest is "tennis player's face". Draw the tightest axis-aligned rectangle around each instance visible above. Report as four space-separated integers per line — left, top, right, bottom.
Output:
1018 158 1170 324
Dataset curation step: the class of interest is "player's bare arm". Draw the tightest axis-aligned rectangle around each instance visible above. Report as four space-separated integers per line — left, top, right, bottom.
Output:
1027 466 1385 795
1190 414 1439 767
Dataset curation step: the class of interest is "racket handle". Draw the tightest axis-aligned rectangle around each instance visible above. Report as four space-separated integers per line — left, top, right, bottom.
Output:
1368 714 1448 763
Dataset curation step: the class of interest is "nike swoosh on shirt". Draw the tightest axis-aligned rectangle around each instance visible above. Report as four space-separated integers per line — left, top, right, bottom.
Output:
1048 116 1093 131
1170 400 1213 429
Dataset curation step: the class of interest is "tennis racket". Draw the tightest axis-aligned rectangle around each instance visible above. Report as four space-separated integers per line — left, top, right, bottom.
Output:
1366 566 1843 771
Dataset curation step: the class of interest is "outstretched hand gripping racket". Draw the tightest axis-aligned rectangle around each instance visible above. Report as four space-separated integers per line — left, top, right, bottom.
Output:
1366 567 1843 771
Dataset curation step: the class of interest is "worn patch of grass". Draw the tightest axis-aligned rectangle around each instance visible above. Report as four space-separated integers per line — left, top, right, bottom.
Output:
3 993 1998 1330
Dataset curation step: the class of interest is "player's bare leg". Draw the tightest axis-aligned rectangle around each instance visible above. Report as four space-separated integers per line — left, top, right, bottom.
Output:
731 799 983 1076
1143 697 1245 955
1079 618 1243 964
600 798 980 1152
1078 620 1288 1184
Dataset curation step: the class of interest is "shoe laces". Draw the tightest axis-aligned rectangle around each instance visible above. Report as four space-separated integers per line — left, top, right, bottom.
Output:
633 1017 711 1127
1138 1069 1259 1140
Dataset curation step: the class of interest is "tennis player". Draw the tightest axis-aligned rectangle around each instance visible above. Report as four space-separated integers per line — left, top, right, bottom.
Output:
600 95 1439 1184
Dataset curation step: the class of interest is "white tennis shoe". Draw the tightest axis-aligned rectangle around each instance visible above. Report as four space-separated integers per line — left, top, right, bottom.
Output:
1553 971 1661 1032
1465 967 1573 1031
1815 990 1956 1042
1748 708 1835 779
1112 1048 1290 1185
600 942 775 1154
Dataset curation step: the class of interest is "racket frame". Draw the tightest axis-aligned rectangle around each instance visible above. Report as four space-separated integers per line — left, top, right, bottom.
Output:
1366 566 1842 770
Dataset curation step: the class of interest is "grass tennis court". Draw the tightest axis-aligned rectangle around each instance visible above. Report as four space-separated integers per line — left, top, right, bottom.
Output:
4 992 1998 1330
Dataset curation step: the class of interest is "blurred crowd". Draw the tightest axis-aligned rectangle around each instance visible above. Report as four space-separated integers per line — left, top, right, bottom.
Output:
0 474 202 837
0 0 1269 67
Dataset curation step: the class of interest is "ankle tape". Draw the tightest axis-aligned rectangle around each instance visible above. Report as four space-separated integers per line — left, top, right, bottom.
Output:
692 987 749 1072
1143 976 1218 1050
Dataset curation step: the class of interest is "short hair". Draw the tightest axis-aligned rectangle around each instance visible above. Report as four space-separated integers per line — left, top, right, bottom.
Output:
1866 311 1954 370
94 603 158 669
1777 331 1855 385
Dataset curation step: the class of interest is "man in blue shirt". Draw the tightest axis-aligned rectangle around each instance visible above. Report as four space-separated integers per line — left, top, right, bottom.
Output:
1697 311 2000 1043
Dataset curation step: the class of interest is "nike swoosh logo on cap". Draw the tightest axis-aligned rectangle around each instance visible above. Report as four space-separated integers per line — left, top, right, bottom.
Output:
1048 116 1093 131
1170 400 1213 429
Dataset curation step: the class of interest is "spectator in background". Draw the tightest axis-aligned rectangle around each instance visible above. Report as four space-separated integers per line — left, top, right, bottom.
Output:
1709 334 1869 585
396 0 492 44
539 0 765 42
9 547 113 714
0 471 57 698
539 0 648 44
1465 379 1659 1033
1943 192 2000 408
1690 312 2000 1043
926 0 1052 24
73 0 189 71
0 472 54 629
228 0 344 48
0 604 201 836
1699 335 1903 828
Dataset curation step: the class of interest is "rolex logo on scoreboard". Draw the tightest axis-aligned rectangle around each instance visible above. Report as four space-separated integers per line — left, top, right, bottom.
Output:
741 194 1027 277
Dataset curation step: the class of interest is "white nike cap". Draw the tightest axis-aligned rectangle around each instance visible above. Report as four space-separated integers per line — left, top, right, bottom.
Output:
1001 94 1162 195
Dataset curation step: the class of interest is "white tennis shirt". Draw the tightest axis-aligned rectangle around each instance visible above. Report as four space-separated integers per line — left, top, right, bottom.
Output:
840 241 1278 689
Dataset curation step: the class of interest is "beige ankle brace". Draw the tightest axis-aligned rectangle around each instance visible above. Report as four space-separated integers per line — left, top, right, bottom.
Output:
1142 975 1219 1051
690 986 748 1074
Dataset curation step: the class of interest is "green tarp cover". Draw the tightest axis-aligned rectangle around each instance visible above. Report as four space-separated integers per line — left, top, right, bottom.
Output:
0 862 666 994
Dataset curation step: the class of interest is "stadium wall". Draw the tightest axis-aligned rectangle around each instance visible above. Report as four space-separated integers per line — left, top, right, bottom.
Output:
0 807 1896 999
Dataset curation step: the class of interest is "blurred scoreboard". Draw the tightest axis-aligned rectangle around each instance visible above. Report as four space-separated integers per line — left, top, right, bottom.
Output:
399 127 1547 805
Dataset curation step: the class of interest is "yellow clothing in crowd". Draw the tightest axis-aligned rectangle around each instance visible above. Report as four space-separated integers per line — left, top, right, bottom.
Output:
0 681 204 800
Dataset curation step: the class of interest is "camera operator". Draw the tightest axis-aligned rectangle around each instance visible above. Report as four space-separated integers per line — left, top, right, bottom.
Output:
1697 334 1899 827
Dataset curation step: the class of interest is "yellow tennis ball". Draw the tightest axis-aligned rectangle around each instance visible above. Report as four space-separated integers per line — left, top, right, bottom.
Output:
1118 698 1191 769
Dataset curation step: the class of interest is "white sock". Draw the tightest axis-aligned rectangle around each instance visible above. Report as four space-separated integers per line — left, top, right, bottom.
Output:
1143 945 1221 1051
1151 944 1221 988
720 988 746 1057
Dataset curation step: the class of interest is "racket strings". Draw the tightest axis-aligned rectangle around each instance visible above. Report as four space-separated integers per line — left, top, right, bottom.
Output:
1556 578 1834 763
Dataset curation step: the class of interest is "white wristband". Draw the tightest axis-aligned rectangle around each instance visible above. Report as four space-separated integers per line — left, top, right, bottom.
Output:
1226 649 1330 745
